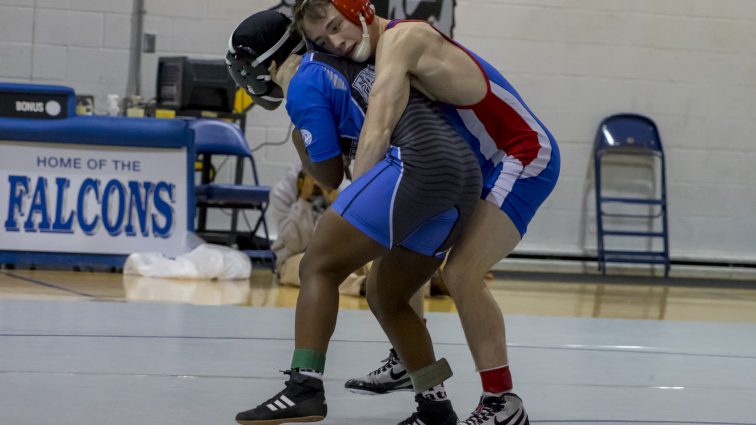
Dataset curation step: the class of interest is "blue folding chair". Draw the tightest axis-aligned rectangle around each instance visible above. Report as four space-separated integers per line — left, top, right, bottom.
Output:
189 119 275 268
594 114 670 277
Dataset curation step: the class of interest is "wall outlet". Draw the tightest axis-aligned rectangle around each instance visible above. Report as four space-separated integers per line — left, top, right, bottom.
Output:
142 33 156 53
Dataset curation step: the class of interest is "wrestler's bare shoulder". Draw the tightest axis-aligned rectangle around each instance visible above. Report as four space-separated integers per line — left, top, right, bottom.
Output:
378 21 442 58
380 21 442 49
381 21 486 105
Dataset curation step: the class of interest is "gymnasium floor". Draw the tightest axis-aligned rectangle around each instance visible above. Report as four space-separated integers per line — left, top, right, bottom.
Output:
1 267 756 424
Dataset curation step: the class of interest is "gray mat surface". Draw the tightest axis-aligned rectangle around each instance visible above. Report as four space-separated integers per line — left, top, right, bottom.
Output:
1 300 755 424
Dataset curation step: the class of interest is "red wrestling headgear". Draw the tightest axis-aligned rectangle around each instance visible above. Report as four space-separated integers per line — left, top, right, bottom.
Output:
331 0 375 26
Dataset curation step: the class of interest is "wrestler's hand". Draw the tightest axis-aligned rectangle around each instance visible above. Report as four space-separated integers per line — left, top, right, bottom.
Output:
269 54 302 97
299 174 318 201
322 187 339 205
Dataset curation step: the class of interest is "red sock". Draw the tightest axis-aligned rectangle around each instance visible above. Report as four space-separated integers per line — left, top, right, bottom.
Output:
480 365 513 393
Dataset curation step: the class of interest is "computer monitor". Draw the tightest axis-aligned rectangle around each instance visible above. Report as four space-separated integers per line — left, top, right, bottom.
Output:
156 56 236 112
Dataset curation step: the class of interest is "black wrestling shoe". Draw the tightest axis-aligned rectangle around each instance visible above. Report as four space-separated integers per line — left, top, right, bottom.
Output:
235 370 327 424
345 348 413 395
398 394 458 425
460 392 529 425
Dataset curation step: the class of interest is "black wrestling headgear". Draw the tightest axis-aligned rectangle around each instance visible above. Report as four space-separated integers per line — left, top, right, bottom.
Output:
226 10 306 110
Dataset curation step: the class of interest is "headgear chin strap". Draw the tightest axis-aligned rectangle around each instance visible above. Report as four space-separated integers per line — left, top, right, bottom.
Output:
331 0 374 62
349 14 371 62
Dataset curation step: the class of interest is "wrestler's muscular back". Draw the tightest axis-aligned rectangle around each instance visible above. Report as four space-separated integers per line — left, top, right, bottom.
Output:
381 22 487 106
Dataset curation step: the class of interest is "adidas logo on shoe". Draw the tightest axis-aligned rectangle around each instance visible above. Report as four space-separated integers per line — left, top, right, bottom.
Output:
265 394 296 412
235 370 327 424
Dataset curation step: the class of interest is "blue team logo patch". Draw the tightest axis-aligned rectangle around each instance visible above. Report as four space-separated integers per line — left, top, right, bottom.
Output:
301 129 313 147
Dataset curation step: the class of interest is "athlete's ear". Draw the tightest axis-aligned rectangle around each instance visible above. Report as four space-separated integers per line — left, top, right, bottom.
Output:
268 60 288 97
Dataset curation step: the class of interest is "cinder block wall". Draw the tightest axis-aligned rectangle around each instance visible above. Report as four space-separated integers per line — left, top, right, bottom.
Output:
0 0 133 112
2 0 754 263
452 0 756 263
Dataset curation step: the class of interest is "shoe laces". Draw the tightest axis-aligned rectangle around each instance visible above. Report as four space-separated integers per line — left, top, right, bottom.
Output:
464 396 504 424
369 349 400 376
280 369 294 385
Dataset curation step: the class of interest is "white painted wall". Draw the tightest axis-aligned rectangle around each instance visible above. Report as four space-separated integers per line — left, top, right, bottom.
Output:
2 0 754 264
453 0 756 264
0 0 133 113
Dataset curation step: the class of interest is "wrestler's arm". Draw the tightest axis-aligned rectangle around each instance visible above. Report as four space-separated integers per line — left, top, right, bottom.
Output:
292 128 315 176
292 128 343 189
287 68 347 189
353 25 432 179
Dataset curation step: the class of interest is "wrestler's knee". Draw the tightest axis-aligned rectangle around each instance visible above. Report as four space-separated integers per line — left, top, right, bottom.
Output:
442 257 488 298
365 282 404 321
298 249 344 289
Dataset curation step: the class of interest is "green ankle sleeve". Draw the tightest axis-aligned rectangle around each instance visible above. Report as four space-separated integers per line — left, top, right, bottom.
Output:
291 348 326 373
